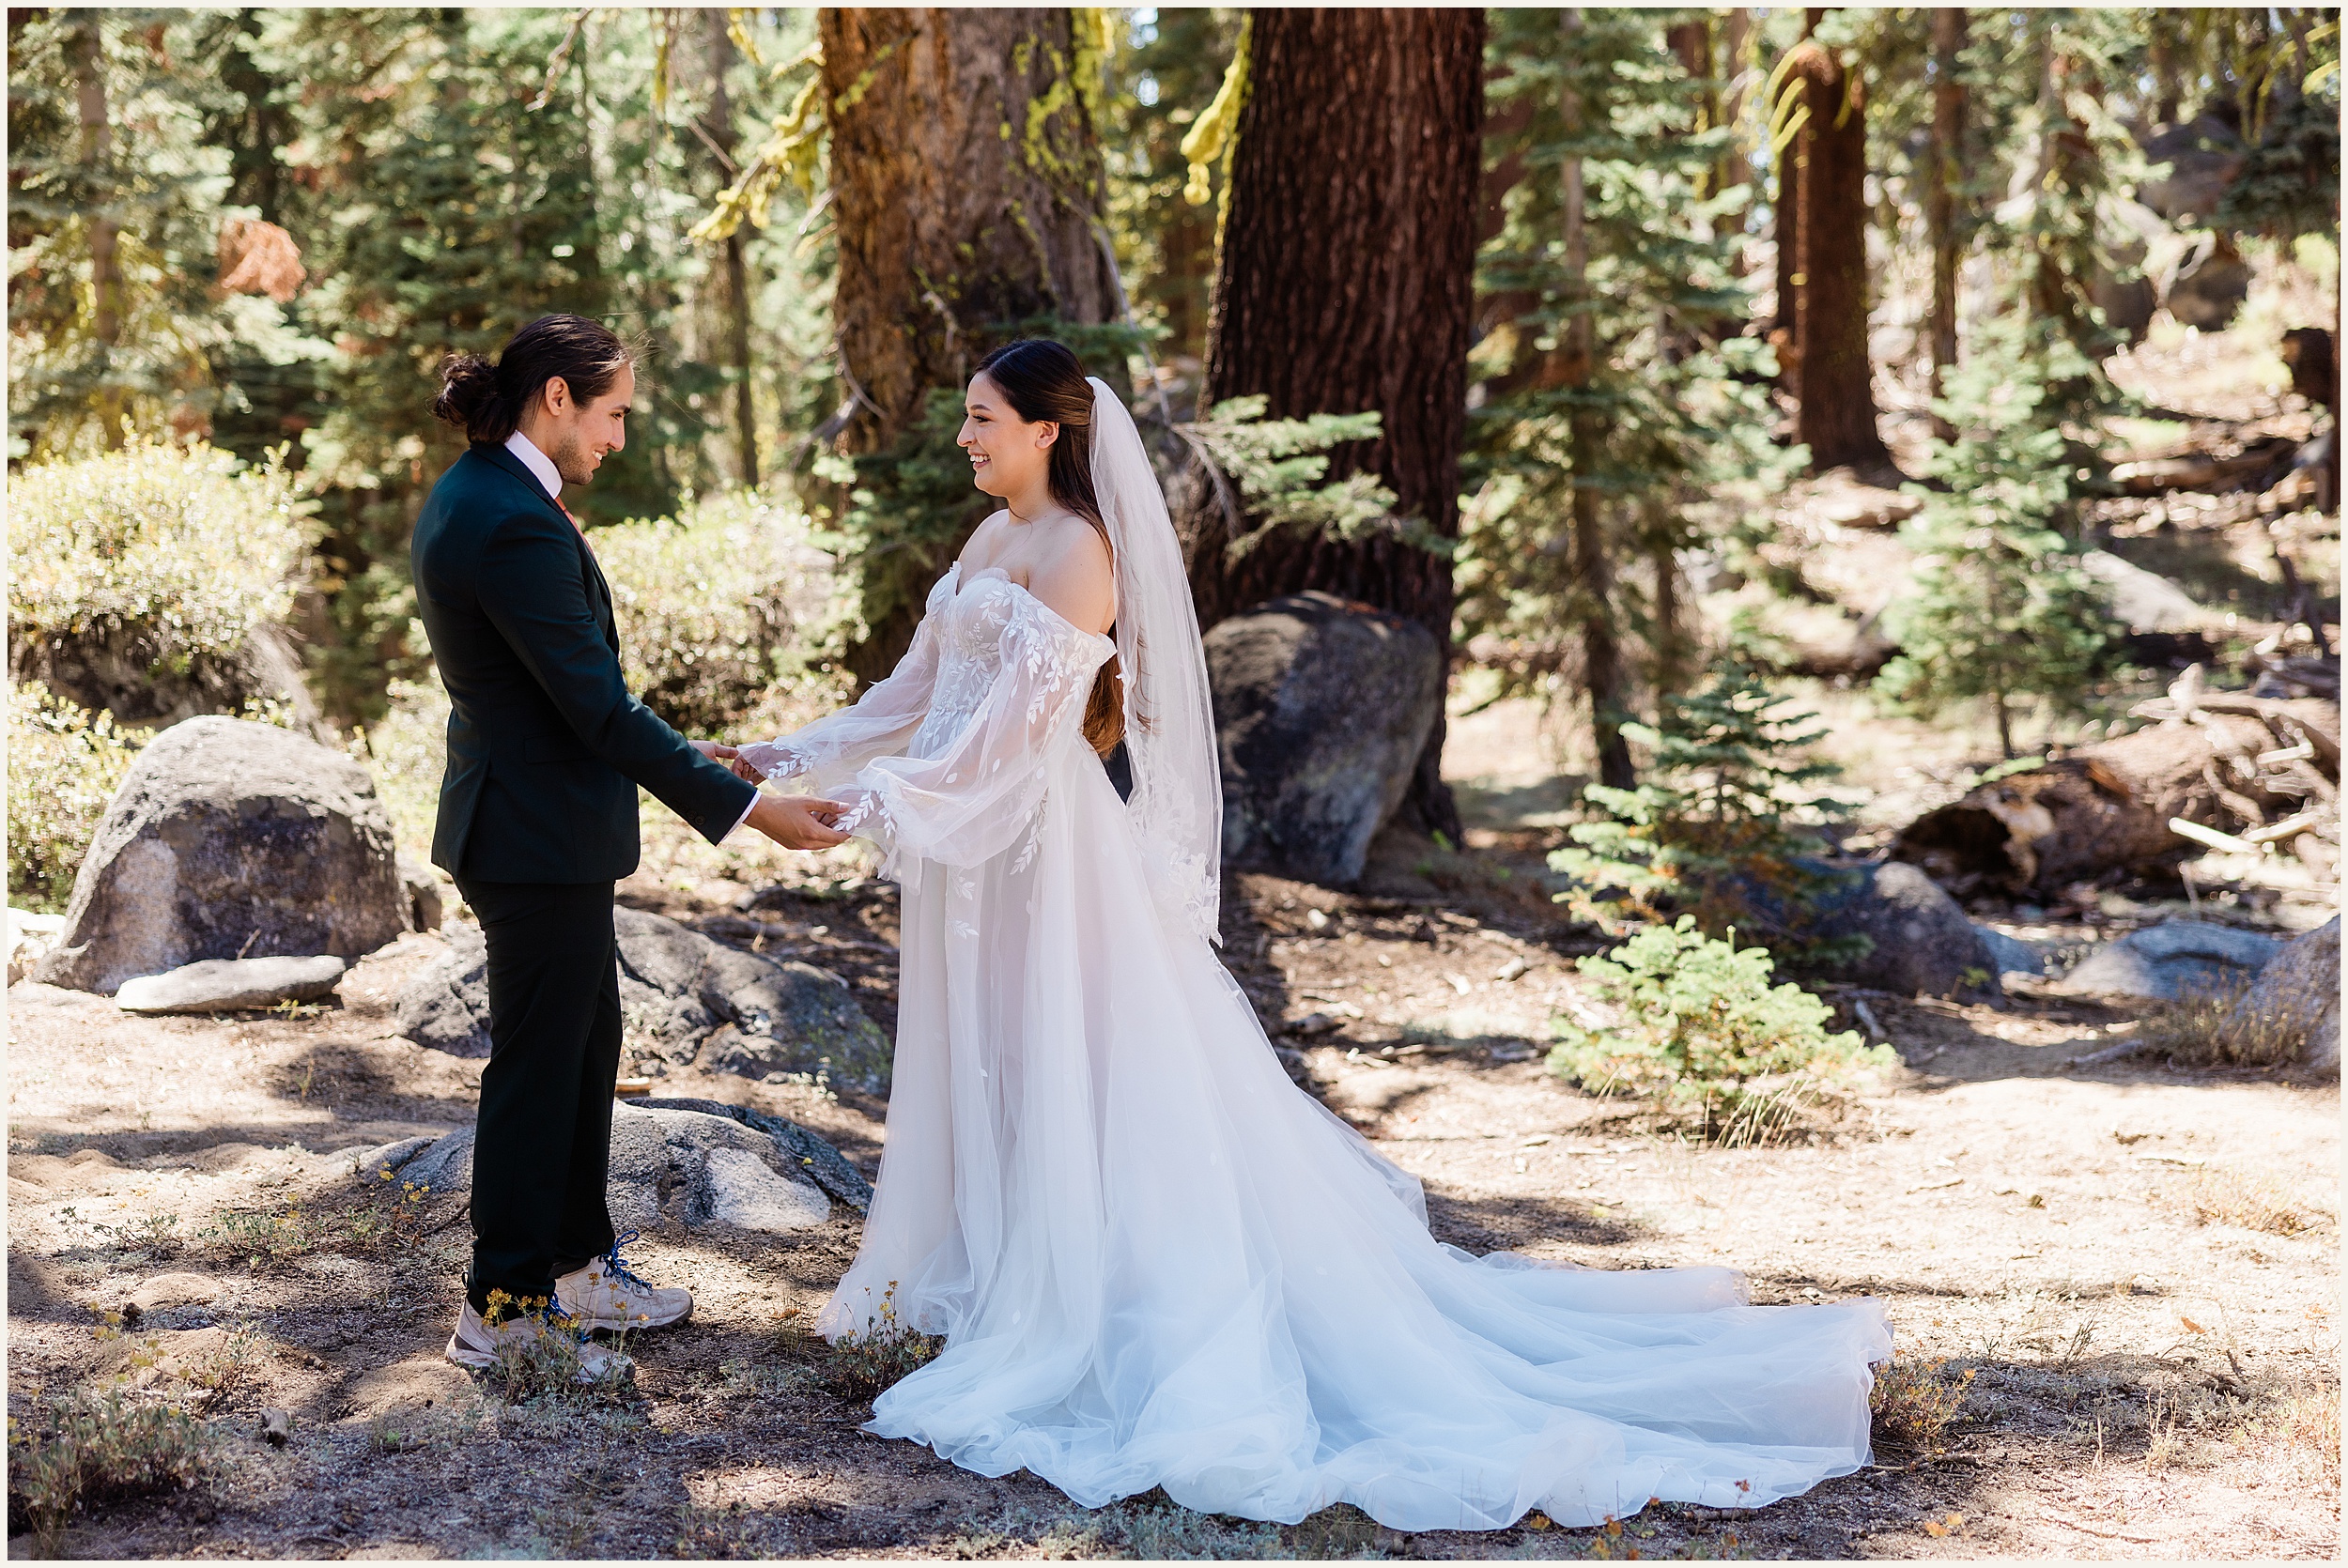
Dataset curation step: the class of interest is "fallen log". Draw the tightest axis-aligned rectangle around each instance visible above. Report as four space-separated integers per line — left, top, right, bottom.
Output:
1890 671 2339 898
1889 721 2286 897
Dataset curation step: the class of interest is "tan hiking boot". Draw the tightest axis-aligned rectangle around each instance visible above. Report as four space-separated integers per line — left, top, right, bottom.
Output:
556 1230 693 1331
444 1296 632 1382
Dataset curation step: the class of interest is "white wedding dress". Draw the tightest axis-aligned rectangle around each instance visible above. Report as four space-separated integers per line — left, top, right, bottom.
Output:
739 385 1892 1533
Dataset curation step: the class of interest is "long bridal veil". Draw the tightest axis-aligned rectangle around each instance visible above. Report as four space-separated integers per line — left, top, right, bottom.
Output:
774 370 1892 1534
1088 377 1223 945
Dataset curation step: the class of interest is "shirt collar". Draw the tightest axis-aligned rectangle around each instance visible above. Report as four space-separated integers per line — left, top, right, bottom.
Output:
502 429 564 505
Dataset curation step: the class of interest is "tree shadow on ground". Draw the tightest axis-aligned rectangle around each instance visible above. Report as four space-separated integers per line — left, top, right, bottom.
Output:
1861 991 2328 1093
1424 1187 1652 1252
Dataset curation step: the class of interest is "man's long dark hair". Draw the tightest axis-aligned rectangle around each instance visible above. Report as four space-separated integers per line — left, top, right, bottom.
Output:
433 315 635 446
972 339 1123 759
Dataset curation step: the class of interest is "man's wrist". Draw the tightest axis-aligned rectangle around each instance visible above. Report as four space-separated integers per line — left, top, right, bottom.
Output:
722 783 761 841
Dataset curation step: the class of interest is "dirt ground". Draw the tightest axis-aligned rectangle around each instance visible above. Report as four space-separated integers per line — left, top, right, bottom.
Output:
8 254 2340 1561
8 804 2339 1560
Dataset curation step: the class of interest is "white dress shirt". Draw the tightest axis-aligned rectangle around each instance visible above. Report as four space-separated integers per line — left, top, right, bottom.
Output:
502 428 565 504
503 430 760 842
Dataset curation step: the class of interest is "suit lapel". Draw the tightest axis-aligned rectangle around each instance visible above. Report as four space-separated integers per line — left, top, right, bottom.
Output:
471 444 618 644
578 534 620 650
474 442 564 516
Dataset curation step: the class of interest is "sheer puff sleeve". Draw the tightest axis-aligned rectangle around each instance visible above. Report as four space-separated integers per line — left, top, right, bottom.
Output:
837 589 1110 886
734 575 949 797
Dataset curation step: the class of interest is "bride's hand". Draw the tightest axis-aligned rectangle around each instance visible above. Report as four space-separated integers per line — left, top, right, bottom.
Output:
692 738 767 783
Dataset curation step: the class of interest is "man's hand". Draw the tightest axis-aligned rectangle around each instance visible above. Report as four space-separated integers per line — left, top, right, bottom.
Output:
747 792 850 851
688 738 771 785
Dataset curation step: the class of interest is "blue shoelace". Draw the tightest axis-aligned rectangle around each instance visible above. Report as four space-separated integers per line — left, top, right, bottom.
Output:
541 1294 589 1341
599 1229 656 1295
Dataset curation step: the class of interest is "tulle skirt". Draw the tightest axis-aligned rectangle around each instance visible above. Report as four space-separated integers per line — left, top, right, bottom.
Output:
817 758 1892 1531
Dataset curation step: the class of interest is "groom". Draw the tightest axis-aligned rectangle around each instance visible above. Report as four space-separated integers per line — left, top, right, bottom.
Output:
412 314 845 1375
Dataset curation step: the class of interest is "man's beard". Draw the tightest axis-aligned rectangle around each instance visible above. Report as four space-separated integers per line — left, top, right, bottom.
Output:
548 430 596 487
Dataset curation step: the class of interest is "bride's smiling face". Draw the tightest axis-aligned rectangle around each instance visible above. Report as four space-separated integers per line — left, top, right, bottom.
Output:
958 372 1057 500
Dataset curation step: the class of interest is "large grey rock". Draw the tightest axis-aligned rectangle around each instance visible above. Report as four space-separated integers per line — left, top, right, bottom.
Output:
116 954 347 1014
2056 919 2282 1001
1973 926 2046 979
1812 862 2002 999
34 717 407 995
1206 592 1444 886
2138 117 2246 227
2079 551 2220 634
360 1100 842 1235
634 1096 873 1212
394 924 492 1057
393 907 892 1094
2217 917 2340 1070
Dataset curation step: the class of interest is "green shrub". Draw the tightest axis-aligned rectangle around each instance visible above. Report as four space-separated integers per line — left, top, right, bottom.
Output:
350 671 452 868
7 1389 219 1555
7 682 151 912
1875 333 2115 759
8 440 314 724
1549 667 1866 965
595 489 842 737
1551 917 1893 1142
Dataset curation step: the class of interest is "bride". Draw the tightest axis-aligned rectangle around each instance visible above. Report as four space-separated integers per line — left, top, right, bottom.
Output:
730 339 1892 1532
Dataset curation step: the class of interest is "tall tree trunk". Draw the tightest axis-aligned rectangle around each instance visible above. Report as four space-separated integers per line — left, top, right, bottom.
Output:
1722 7 1754 246
700 10 758 486
1926 7 1968 442
1192 7 1484 840
1666 16 1715 192
1770 19 1800 359
1557 8 1633 789
70 15 122 448
2149 15 2183 126
823 7 1120 680
1784 34 1889 473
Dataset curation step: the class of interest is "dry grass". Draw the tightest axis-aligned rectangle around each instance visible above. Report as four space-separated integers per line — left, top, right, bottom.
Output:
2139 1370 2341 1496
2138 985 2306 1069
2251 1378 2343 1493
6 1389 220 1556
473 1292 638 1407
2167 1165 2331 1237
1870 1355 1976 1459
804 1286 945 1404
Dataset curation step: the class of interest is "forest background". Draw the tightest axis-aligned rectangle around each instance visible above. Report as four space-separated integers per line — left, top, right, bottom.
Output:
7 4 2340 914
4 9 2342 1558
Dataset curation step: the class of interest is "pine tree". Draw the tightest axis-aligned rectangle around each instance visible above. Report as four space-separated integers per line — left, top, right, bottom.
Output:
6 10 269 458
1466 8 1794 784
240 8 783 721
1549 665 1864 964
1770 17 1891 473
1875 330 2117 760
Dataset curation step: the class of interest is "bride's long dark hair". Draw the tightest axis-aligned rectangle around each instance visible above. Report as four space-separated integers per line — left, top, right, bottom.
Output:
972 339 1124 759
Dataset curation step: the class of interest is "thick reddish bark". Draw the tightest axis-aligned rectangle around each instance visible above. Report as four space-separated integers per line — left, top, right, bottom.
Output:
1191 9 1484 839
1783 38 1889 472
1193 8 1483 636
822 8 1119 678
1926 8 1968 440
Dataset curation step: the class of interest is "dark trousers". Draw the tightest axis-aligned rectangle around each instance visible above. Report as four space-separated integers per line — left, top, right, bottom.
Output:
456 877 623 1313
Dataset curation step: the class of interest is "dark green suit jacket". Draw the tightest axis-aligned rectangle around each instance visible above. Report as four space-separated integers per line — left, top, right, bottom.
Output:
409 443 756 884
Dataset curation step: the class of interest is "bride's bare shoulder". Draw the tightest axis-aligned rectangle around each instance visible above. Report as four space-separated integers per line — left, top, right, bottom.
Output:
953 510 1016 574
1027 518 1114 636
